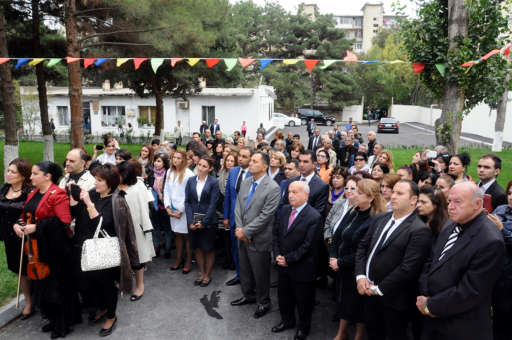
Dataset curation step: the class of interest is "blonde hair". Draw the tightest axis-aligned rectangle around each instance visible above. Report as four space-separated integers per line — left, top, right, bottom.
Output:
270 151 286 168
378 150 395 173
357 179 387 216
170 149 188 183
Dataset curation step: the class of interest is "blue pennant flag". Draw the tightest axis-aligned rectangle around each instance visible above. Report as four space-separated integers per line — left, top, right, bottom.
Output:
94 58 110 66
259 59 273 70
15 58 31 69
361 60 379 64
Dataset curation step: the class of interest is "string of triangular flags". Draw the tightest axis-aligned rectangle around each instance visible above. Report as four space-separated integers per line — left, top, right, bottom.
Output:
0 44 509 75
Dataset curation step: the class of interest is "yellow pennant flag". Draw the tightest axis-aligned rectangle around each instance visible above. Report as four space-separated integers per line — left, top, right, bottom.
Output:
187 58 201 67
283 59 299 65
28 58 45 66
389 60 405 64
116 58 130 67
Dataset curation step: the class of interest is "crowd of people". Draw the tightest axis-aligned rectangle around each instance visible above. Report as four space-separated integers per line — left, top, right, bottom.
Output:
0 118 510 340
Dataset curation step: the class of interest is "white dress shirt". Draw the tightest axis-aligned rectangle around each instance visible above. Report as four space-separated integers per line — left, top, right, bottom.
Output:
299 172 315 184
196 176 207 201
479 178 495 193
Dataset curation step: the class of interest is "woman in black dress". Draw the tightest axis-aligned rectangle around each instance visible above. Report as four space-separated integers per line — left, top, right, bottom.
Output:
185 156 220 287
0 158 32 318
329 179 386 340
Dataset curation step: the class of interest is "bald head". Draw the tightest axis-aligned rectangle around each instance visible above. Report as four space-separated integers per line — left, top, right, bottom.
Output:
447 182 483 224
288 181 309 208
65 148 87 174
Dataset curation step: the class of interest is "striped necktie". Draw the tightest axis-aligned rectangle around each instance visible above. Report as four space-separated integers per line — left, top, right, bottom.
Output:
439 225 461 260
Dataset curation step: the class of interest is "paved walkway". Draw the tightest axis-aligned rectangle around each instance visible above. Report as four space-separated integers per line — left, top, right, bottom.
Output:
0 253 338 340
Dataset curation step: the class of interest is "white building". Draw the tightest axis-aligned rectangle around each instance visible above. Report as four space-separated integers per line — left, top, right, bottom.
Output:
20 85 276 140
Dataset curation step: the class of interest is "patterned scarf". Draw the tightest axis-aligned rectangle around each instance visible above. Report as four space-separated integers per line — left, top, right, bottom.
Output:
153 168 166 193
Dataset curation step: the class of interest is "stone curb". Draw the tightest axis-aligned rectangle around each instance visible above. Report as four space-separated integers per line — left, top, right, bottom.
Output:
0 295 24 329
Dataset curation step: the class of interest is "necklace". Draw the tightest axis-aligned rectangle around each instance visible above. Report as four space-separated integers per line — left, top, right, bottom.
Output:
11 186 22 193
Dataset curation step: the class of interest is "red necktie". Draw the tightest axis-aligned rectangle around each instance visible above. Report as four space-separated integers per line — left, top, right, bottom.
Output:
288 209 297 230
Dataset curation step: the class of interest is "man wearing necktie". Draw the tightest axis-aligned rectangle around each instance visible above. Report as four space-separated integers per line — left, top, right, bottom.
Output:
417 182 505 340
355 180 431 340
308 128 321 151
231 151 281 319
271 181 322 340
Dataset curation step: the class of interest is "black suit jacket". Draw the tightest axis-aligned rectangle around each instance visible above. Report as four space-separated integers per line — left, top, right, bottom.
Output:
184 176 220 227
273 204 322 282
418 212 505 340
308 135 322 151
280 174 329 216
484 180 507 211
355 211 432 311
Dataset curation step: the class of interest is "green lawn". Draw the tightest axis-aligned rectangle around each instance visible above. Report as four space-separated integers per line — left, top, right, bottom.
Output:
0 142 511 306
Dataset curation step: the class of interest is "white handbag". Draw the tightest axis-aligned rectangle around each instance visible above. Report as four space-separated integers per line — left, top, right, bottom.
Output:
81 217 121 272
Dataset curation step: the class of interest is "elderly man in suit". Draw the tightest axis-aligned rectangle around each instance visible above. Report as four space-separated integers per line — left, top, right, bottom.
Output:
308 128 322 151
223 147 253 286
231 151 281 319
477 154 507 211
417 182 505 340
272 181 322 340
355 180 432 340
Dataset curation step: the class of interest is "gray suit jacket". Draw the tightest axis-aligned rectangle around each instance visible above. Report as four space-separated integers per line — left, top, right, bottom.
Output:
235 175 281 252
323 198 352 240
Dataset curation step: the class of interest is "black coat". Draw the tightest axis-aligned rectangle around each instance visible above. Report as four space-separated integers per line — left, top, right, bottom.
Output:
484 180 507 212
280 174 329 216
308 135 322 151
338 145 358 168
418 212 505 340
355 211 432 312
185 176 220 227
273 204 322 282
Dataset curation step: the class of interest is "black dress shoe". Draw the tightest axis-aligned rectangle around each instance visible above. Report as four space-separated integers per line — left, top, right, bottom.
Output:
99 317 117 337
294 329 308 340
225 277 240 286
42 322 54 333
50 330 64 339
253 304 271 318
271 321 296 333
230 297 256 306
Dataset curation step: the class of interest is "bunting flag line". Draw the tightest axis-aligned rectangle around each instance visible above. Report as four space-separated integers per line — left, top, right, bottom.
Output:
361 60 379 64
28 58 45 66
15 58 31 69
151 58 165 73
304 59 319 72
84 58 96 69
116 58 130 67
46 58 61 67
224 58 237 71
205 58 220 68
283 59 299 65
0 57 10 65
66 57 80 64
320 60 337 69
259 59 273 70
412 62 425 74
186 58 200 67
94 58 109 66
238 58 255 68
133 58 147 70
435 63 446 77
344 50 358 62
170 58 184 67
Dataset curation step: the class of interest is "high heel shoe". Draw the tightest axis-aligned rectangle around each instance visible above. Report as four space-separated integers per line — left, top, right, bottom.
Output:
169 260 184 271
99 317 117 337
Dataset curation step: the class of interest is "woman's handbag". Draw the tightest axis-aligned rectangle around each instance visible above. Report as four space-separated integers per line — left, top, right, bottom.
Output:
81 217 121 272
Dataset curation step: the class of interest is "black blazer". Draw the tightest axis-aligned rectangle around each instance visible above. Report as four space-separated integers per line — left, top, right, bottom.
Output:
185 176 219 227
270 169 287 186
355 211 432 311
280 174 329 215
272 204 322 282
418 212 505 340
484 180 507 211
308 135 322 151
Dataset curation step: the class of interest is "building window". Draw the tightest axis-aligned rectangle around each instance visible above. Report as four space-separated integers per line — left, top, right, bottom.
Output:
373 17 377 21
354 42 363 50
354 18 362 27
138 106 156 125
202 106 215 125
373 24 379 27
101 106 125 127
342 17 352 25
56 106 69 126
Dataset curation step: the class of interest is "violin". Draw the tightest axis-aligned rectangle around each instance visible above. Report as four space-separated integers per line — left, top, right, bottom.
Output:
23 212 50 280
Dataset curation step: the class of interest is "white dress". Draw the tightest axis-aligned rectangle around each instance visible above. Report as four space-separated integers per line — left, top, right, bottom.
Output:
164 168 194 234
124 179 156 263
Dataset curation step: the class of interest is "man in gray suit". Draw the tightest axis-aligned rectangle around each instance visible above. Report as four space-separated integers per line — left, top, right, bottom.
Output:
230 151 281 319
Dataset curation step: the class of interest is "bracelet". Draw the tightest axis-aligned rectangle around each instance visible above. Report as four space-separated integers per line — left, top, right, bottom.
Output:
86 205 95 211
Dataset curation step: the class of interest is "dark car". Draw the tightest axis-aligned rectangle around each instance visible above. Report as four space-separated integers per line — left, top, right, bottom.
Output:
377 117 399 134
297 108 336 126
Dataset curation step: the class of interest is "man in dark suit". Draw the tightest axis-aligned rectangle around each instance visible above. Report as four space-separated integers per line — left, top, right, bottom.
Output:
308 128 322 151
223 147 253 286
355 180 432 340
209 119 221 134
272 181 322 340
338 136 358 168
306 119 316 138
199 121 209 135
231 151 281 319
416 182 505 340
477 153 507 211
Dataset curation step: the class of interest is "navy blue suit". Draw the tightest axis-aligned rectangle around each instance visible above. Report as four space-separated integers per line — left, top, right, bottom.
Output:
223 166 252 279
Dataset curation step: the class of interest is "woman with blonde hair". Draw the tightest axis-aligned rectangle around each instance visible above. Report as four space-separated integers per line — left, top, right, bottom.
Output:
330 179 386 340
376 150 395 173
164 149 195 273
380 173 402 211
268 151 287 185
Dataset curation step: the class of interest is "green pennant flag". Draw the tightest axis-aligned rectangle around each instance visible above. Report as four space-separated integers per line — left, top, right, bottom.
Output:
224 58 237 71
46 58 62 67
151 58 165 73
435 63 446 77
320 60 337 69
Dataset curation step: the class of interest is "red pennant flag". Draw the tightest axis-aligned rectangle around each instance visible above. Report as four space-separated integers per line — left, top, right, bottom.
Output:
504 45 511 58
238 58 255 68
133 58 148 70
480 49 500 61
205 58 220 68
0 58 10 65
170 58 184 67
84 58 97 69
66 57 80 64
412 62 425 74
304 59 319 72
343 50 358 62
461 61 474 67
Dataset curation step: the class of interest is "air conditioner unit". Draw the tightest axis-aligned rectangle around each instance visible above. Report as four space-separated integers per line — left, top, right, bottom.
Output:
178 101 189 109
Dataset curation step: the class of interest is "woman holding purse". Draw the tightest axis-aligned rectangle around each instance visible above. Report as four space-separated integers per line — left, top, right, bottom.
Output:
185 156 220 287
69 164 139 337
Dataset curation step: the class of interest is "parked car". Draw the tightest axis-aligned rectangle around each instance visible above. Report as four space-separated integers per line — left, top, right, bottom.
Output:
297 108 336 126
272 112 302 127
377 117 399 134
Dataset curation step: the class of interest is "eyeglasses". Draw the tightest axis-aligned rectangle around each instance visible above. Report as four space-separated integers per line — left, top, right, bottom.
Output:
355 158 365 161
345 186 357 191
317 154 327 158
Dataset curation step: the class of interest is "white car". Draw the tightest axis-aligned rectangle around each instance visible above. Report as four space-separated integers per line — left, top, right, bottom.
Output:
272 112 302 127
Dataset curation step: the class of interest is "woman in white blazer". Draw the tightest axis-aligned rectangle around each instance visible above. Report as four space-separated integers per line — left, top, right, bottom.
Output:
164 149 195 274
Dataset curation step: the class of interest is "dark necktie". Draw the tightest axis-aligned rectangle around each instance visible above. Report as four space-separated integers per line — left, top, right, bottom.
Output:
236 169 246 193
439 225 461 260
376 220 395 251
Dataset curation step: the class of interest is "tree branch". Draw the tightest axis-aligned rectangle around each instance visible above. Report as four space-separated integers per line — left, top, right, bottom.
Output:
78 26 170 43
74 8 114 16
80 41 153 49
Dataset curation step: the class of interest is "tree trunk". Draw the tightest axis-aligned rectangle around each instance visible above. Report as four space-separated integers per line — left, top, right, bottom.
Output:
436 0 468 154
152 76 163 138
33 0 54 161
493 85 508 152
65 0 83 149
0 7 19 179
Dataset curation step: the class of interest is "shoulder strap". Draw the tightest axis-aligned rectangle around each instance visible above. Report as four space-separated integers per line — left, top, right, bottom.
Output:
93 216 103 238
